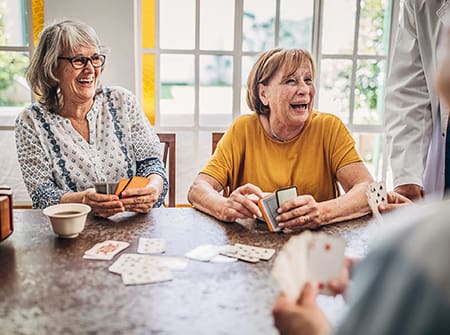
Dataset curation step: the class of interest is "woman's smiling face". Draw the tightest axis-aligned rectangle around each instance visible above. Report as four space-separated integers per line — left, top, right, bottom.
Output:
258 60 315 128
57 45 102 106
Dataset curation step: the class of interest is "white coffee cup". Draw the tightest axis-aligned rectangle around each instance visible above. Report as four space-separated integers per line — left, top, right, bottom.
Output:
43 203 91 238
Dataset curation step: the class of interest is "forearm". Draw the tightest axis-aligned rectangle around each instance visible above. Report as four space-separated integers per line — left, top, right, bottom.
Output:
60 189 91 204
137 157 168 207
318 182 371 225
188 180 228 221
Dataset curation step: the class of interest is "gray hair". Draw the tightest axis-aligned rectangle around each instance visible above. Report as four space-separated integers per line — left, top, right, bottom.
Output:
26 19 107 113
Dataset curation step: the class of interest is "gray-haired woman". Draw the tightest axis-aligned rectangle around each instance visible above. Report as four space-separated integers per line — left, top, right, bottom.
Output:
15 19 168 217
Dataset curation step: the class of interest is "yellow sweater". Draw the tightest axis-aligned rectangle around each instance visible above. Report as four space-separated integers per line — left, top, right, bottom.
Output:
201 111 362 201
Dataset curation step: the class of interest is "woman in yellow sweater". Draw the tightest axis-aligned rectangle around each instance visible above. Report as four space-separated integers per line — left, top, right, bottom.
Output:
188 48 373 229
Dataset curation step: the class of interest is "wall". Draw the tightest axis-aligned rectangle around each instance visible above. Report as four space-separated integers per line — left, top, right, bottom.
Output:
44 0 138 93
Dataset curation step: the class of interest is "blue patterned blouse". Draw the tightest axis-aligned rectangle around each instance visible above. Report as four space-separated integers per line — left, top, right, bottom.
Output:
15 86 168 209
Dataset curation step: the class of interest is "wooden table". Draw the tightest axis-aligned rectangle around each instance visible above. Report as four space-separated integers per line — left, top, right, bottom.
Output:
0 208 373 334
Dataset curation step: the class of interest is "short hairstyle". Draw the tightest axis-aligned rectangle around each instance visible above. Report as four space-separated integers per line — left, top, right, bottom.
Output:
246 48 316 115
26 19 107 113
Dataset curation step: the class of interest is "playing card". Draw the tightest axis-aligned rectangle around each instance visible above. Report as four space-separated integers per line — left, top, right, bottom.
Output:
121 264 173 285
276 186 298 207
109 254 188 274
83 240 130 260
115 176 150 197
271 231 346 300
307 233 346 291
209 254 238 263
271 250 301 300
137 237 166 254
272 232 311 300
93 182 119 194
185 244 225 262
108 253 146 274
234 243 276 261
367 181 387 224
258 194 281 232
219 244 260 263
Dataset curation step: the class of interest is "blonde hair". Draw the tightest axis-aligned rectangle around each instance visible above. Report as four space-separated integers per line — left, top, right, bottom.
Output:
246 48 316 115
26 19 107 113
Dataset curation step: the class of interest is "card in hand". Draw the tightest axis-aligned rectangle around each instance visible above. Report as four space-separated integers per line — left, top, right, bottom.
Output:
307 233 346 294
366 181 387 223
83 240 130 260
137 237 166 254
271 231 345 300
271 232 310 300
115 176 150 198
258 186 297 232
93 182 119 194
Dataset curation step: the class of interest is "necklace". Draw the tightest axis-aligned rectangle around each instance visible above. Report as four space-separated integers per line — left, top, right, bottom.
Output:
268 120 288 142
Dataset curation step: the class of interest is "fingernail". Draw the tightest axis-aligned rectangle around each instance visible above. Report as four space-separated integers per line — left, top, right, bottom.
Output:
278 223 284 228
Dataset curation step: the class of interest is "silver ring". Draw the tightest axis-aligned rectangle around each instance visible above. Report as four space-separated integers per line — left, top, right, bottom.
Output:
303 215 310 222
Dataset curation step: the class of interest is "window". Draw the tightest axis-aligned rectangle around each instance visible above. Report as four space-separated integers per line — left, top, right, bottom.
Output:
0 0 34 205
141 0 399 203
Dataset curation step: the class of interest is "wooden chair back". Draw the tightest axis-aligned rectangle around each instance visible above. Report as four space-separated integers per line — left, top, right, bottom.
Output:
211 132 224 154
157 133 176 207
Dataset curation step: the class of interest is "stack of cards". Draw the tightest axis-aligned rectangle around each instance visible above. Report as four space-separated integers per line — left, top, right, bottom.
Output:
258 186 297 232
219 243 276 263
93 176 150 197
83 240 130 260
271 231 346 301
366 181 387 224
108 253 189 285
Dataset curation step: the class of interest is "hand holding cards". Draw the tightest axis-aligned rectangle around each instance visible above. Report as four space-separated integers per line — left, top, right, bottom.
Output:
258 186 297 232
94 176 150 197
271 231 346 301
366 181 387 224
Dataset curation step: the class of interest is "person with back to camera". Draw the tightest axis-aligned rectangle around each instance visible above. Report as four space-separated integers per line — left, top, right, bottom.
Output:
188 48 375 228
15 19 168 217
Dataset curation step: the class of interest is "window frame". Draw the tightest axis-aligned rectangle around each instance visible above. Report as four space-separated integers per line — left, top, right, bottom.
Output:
140 0 402 180
0 0 35 131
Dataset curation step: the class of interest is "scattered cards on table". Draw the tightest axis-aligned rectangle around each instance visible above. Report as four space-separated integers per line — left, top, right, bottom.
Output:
271 231 346 301
83 240 130 260
84 238 277 286
109 253 188 285
366 181 387 224
185 243 275 263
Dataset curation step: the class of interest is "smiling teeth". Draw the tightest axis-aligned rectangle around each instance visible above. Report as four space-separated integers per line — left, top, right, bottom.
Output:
292 103 308 108
78 78 92 83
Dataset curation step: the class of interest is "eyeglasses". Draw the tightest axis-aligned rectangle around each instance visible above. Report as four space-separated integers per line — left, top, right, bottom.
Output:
58 54 106 69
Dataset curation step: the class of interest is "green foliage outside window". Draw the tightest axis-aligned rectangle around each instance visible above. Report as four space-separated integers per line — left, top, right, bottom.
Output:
0 12 29 106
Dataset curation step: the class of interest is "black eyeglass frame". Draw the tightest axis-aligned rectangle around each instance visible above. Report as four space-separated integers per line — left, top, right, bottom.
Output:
58 54 106 69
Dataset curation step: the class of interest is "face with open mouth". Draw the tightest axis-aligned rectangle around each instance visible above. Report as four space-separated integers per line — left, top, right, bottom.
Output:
57 45 102 109
258 61 315 136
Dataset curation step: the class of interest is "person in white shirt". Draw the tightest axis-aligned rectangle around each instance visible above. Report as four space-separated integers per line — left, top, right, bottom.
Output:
384 0 450 200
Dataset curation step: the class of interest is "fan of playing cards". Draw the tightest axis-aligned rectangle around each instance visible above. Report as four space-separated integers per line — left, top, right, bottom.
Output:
366 181 388 224
271 231 346 301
